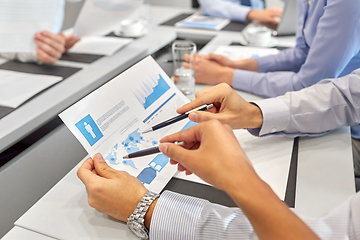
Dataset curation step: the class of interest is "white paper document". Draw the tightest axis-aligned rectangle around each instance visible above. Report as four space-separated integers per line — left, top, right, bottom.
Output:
0 70 63 108
73 0 142 37
68 36 133 56
0 0 58 52
214 45 279 61
175 13 230 31
60 56 193 193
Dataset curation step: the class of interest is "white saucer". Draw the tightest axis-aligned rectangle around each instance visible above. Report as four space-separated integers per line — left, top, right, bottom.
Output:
242 38 278 48
114 28 148 38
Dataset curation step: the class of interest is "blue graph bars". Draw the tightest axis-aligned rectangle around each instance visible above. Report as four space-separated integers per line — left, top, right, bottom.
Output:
133 74 170 110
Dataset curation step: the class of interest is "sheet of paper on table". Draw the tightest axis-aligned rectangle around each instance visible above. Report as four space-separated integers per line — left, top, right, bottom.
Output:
175 13 230 31
60 56 193 194
0 70 63 108
214 45 279 61
73 0 142 37
175 128 293 200
0 0 58 52
68 36 133 56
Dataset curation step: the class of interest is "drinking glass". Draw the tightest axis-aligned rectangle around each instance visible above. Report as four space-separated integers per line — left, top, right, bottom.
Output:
172 41 197 95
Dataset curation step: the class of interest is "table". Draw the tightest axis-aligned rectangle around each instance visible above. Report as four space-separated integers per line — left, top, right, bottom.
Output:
1 4 355 239
2 227 54 240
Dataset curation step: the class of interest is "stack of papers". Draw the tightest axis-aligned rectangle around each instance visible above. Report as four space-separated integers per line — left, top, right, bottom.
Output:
0 70 62 108
175 13 230 31
214 45 280 61
68 36 133 56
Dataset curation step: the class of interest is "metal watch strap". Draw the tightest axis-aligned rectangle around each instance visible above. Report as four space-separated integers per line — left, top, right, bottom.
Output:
127 191 160 237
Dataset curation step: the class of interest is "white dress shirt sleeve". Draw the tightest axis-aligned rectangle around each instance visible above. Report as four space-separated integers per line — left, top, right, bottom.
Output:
0 52 38 63
250 69 360 137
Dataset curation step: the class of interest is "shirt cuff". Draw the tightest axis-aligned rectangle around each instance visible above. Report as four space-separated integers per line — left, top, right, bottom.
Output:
150 191 206 240
232 69 256 92
232 6 251 22
251 97 290 136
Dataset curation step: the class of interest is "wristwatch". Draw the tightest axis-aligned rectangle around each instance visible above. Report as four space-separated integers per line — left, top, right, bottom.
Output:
127 191 160 240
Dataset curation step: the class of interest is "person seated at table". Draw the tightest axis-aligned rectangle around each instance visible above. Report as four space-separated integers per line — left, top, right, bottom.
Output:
199 0 283 26
78 69 360 240
186 0 360 176
0 0 80 64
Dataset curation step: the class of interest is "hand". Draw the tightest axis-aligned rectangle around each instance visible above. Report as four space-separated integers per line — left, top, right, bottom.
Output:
160 120 259 193
34 31 66 64
207 53 259 72
60 33 80 51
160 121 320 240
77 153 151 224
183 54 235 85
177 83 263 129
247 7 283 27
205 53 237 68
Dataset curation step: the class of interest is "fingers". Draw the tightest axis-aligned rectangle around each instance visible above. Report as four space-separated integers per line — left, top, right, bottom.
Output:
77 157 98 185
188 110 222 123
93 153 119 179
34 31 65 64
177 83 229 114
269 7 283 17
176 87 218 114
36 48 58 64
63 34 81 51
159 142 194 166
160 124 200 144
207 53 224 63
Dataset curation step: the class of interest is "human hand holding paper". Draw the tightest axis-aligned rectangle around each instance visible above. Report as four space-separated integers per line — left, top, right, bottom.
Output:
77 153 153 226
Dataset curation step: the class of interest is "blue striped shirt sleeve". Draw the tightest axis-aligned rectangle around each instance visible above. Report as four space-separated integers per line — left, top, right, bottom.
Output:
149 190 360 239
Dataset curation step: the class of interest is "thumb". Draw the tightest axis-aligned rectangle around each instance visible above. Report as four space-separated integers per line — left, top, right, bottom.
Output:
159 143 192 166
93 153 118 179
189 111 217 123
208 53 223 62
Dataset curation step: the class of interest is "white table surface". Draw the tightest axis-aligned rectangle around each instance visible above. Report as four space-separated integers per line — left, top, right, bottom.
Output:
3 5 355 238
2 226 55 240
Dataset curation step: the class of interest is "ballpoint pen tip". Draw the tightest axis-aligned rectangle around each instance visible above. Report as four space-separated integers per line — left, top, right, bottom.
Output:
141 128 152 134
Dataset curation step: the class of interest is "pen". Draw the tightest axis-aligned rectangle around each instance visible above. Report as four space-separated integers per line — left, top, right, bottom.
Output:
162 59 185 63
123 142 184 159
142 104 213 134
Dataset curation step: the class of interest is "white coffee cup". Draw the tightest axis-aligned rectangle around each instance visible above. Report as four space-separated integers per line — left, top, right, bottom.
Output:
246 26 272 47
121 19 144 37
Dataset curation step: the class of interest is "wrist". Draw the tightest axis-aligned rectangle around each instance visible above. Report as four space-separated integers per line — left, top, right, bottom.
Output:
246 10 258 21
236 59 259 72
226 173 272 208
248 103 263 128
219 67 235 86
144 198 158 229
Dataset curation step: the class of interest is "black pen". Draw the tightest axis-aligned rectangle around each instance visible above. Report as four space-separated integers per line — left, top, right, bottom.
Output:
142 104 213 134
123 142 184 159
163 59 185 63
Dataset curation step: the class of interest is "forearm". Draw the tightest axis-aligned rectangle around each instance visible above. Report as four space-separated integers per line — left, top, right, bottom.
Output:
226 176 320 240
234 58 259 72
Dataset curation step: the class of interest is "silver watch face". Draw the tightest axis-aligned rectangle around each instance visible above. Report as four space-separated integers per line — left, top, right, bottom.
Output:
127 220 149 239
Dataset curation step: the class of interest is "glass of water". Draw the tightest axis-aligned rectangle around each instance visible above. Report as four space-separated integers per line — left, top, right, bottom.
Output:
172 41 197 95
